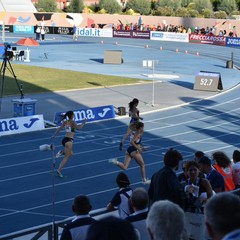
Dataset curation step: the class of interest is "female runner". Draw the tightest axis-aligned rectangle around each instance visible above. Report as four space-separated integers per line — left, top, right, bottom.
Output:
109 122 150 184
128 98 143 123
51 111 86 177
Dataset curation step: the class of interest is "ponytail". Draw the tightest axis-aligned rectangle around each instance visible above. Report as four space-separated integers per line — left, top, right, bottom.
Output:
62 111 74 121
128 98 139 110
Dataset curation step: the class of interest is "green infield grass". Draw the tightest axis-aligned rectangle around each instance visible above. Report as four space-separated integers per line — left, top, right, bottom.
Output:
1 64 147 96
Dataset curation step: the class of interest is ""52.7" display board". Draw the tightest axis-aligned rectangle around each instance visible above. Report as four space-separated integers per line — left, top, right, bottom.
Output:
194 71 223 92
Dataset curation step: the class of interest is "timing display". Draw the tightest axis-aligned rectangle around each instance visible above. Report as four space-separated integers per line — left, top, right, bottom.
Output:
194 71 223 91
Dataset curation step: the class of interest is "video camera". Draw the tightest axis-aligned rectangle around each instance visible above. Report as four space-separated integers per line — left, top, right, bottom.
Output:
4 42 11 50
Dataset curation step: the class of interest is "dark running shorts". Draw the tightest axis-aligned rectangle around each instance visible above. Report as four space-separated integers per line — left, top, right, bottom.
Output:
62 137 74 146
127 146 138 155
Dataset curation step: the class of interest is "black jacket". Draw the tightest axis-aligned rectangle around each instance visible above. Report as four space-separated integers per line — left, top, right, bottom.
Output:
148 166 185 208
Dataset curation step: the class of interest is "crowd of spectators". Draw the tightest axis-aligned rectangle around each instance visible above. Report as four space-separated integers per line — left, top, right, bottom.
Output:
108 20 238 37
60 148 240 240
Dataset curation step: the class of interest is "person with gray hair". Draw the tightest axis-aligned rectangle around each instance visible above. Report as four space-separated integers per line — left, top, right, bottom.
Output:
146 200 185 240
205 192 240 240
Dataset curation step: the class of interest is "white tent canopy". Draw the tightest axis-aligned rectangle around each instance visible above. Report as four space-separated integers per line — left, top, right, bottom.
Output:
0 0 37 12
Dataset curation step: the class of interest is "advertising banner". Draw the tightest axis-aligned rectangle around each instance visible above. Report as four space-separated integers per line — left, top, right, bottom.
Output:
226 37 240 47
54 105 115 126
150 32 189 42
132 30 150 39
0 115 45 136
113 30 150 39
13 25 34 34
76 27 112 38
189 34 226 46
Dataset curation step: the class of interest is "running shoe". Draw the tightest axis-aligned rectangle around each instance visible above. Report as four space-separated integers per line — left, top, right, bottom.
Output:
57 170 64 178
142 178 151 185
56 150 64 158
109 158 119 165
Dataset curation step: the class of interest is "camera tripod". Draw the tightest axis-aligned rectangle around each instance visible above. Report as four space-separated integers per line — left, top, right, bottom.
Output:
0 47 24 112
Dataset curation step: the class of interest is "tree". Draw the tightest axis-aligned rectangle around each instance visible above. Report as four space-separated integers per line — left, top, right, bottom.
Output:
192 0 212 14
210 0 221 11
188 9 199 17
155 0 181 11
176 7 189 17
213 10 227 18
181 0 192 8
218 0 237 15
35 0 57 12
154 6 174 16
126 0 151 15
67 0 84 13
202 8 212 18
99 0 122 14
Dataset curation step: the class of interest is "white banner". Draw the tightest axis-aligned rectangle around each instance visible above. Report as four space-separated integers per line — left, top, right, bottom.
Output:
150 31 189 42
76 27 112 38
0 115 45 136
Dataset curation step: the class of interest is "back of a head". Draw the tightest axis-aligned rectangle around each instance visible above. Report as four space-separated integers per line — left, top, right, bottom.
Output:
86 216 138 240
146 200 185 240
198 156 211 166
233 150 240 163
205 192 240 237
116 172 130 188
195 151 204 159
72 195 91 215
164 148 183 168
212 151 231 168
129 98 139 109
131 187 149 210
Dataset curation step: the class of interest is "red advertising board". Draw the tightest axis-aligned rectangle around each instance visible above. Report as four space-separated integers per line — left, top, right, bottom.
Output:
189 34 226 46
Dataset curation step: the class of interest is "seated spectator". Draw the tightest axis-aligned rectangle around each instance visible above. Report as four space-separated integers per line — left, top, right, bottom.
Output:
182 161 213 212
60 195 96 240
232 150 240 188
86 216 138 240
126 187 150 240
198 156 225 193
106 172 133 219
212 151 235 191
146 200 185 240
205 192 240 240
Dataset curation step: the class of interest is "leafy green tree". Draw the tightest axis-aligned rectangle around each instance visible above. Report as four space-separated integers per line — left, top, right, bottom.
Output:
213 10 227 18
126 0 151 15
201 8 212 18
176 7 189 17
192 0 212 14
155 0 181 11
181 0 192 8
188 9 199 17
99 0 122 14
210 0 221 11
218 0 237 15
35 0 57 12
67 0 84 13
237 0 240 10
154 6 174 16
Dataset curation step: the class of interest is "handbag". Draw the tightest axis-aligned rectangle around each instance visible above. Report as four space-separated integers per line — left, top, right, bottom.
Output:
185 211 209 240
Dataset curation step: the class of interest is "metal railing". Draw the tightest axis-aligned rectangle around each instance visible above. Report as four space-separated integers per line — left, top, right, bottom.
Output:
0 208 117 240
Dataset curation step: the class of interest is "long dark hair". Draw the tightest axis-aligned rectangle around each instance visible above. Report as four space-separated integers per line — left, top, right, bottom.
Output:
212 151 231 168
128 98 139 111
62 111 74 120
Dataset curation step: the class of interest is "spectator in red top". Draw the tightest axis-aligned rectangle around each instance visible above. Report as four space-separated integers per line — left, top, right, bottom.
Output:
212 151 235 191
